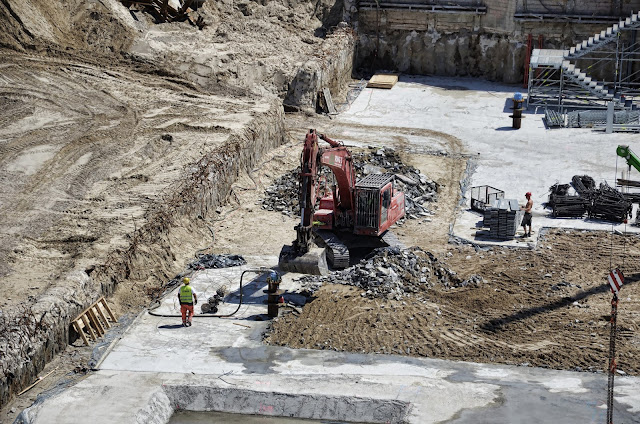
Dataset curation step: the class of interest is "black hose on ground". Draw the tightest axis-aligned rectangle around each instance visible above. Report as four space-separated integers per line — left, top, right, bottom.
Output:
147 268 272 318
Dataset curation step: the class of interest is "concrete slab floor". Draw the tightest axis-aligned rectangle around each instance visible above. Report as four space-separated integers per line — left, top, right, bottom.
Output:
336 75 640 246
21 257 640 423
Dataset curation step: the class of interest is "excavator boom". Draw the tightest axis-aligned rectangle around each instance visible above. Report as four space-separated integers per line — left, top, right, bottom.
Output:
617 145 640 173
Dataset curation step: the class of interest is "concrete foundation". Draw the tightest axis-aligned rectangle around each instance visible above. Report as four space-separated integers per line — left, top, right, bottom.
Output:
18 258 640 423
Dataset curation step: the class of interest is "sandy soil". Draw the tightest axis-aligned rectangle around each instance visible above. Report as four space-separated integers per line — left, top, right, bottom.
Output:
0 0 347 420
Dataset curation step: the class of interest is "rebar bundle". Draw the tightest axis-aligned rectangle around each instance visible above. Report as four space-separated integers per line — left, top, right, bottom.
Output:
547 176 632 222
548 183 588 217
571 175 596 197
589 182 632 222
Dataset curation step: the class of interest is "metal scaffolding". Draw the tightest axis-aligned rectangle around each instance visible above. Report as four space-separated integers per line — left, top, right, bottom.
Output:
527 13 640 112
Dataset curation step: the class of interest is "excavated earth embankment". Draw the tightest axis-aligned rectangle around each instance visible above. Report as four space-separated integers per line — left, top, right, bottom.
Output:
0 0 354 410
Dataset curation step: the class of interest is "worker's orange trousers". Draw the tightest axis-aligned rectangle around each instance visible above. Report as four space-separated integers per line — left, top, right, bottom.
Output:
181 304 194 324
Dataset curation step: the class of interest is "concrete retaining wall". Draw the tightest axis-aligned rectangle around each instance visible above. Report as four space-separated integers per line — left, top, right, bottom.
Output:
163 385 410 424
354 0 640 83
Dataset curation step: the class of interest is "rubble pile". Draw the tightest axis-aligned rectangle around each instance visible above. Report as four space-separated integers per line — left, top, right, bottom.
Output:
260 146 439 220
297 247 483 300
187 254 246 270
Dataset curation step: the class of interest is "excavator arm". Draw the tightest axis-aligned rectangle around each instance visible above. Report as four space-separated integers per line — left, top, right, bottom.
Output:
617 145 640 173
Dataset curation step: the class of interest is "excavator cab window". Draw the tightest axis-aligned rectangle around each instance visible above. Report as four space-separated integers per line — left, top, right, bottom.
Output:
381 188 391 223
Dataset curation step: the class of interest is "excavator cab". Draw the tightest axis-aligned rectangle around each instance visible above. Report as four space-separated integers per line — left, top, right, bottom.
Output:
354 174 405 236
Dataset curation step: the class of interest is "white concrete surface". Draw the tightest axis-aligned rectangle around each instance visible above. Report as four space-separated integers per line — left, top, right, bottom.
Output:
21 78 640 423
23 257 640 423
338 75 640 245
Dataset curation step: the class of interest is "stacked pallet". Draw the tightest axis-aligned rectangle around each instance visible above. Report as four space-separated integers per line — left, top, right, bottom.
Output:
483 199 523 239
367 73 399 89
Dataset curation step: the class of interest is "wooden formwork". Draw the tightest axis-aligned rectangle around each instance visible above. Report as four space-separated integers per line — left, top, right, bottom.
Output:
71 297 117 345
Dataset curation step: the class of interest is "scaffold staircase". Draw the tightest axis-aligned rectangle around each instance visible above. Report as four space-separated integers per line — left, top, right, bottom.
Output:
528 11 640 109
567 13 640 59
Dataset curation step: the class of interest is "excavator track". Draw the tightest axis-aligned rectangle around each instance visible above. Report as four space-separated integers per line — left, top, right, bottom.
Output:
315 230 350 269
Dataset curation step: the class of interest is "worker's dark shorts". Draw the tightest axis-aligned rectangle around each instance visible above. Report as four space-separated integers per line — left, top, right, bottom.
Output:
521 212 532 226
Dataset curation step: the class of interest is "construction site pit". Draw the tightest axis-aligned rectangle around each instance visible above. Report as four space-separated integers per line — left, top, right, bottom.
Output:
2 0 640 423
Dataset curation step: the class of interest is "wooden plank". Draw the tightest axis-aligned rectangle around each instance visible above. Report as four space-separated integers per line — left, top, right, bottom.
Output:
100 298 117 322
87 308 105 336
367 73 399 89
72 321 89 346
322 88 337 114
81 315 96 341
95 303 111 329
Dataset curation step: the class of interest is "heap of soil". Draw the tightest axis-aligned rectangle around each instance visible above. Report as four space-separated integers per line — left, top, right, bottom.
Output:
266 229 640 375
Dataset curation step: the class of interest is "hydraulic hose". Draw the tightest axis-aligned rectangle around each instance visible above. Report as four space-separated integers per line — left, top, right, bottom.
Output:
147 267 273 318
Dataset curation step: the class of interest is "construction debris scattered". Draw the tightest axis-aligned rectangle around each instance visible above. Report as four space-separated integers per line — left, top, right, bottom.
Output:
296 246 482 300
121 0 207 29
260 146 438 221
187 254 247 270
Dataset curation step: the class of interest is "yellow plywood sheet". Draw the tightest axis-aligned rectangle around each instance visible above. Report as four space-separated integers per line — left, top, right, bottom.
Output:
367 73 399 89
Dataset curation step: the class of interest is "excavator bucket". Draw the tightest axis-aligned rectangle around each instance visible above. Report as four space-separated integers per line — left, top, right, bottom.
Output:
278 245 329 276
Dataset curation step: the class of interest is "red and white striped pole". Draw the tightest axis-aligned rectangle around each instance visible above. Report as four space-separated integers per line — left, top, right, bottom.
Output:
606 268 624 424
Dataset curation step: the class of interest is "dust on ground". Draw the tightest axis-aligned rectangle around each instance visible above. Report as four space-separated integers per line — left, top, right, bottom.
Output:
205 113 640 376
262 117 640 377
0 0 346 420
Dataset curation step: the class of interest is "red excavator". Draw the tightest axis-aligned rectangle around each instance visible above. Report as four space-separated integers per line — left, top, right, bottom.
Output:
278 129 406 275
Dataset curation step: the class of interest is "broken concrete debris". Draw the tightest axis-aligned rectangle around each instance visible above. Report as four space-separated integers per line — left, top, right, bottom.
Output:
260 146 438 220
121 0 207 29
187 253 246 270
296 246 482 300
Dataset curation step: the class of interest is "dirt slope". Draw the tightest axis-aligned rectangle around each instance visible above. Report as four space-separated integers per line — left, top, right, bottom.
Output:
0 0 350 417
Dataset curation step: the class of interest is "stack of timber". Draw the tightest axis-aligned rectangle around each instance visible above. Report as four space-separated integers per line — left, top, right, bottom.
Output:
483 199 523 240
367 73 399 89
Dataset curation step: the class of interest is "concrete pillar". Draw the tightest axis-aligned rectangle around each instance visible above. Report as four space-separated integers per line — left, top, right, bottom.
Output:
606 101 615 134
